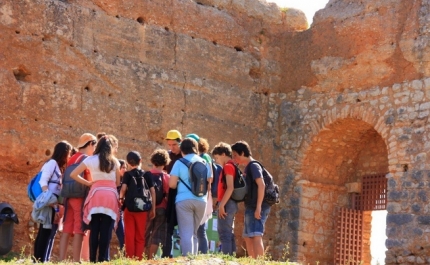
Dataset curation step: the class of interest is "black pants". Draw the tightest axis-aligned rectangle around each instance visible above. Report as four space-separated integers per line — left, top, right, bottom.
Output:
89 213 114 263
33 209 57 262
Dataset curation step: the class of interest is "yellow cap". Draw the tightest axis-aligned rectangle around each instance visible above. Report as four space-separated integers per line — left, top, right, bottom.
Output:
166 130 182 140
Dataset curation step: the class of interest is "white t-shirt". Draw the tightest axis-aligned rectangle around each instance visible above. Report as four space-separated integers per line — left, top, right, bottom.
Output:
83 155 118 181
38 159 62 196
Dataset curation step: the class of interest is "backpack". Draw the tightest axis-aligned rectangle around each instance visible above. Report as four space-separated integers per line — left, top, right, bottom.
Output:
211 160 223 198
61 154 88 198
124 170 153 212
151 172 166 206
221 162 247 202
27 164 60 202
246 161 280 206
178 158 208 197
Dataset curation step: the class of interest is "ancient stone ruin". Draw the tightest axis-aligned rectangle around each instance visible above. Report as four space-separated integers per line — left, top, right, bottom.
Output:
1 0 430 264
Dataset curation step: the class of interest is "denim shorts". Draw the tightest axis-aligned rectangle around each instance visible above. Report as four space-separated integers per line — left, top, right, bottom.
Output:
243 205 271 238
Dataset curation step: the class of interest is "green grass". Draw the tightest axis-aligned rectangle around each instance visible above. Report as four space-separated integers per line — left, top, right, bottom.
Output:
0 249 301 265
0 254 300 265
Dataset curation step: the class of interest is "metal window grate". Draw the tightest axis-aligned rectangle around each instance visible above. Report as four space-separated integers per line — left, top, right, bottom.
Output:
356 174 387 211
334 207 363 265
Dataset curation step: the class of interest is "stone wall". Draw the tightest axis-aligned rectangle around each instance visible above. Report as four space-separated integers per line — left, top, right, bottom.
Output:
270 77 430 264
0 0 306 259
3 0 430 263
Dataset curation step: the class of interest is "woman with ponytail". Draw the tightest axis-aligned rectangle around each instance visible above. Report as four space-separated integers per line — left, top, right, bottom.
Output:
70 135 121 262
33 140 73 262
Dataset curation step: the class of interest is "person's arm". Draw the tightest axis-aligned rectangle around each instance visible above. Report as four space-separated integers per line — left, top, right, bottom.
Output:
168 161 180 189
70 162 92 186
39 160 57 192
149 187 156 219
218 172 234 219
254 169 265 220
119 183 127 201
169 175 178 189
114 159 121 187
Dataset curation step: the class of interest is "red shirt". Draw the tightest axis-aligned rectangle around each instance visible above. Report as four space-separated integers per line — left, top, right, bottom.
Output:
150 169 170 209
217 160 236 202
67 152 91 181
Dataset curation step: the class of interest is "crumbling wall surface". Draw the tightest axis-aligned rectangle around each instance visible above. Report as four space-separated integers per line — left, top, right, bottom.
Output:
0 0 308 257
280 0 428 93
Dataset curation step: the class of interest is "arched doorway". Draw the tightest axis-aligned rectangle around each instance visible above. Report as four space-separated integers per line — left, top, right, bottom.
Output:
297 118 388 264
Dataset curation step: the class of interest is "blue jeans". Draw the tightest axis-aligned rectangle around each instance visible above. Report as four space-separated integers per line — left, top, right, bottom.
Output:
243 205 270 238
218 199 238 255
197 223 208 254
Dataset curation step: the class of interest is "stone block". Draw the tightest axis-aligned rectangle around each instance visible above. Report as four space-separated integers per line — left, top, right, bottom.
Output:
387 213 413 225
345 182 361 193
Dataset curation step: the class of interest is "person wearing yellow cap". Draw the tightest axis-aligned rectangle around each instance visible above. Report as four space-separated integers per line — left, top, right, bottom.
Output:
162 129 183 258
164 130 182 174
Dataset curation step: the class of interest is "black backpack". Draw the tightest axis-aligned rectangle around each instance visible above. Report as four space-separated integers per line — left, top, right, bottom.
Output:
151 172 166 206
221 162 247 202
178 158 208 197
211 160 223 198
61 154 89 198
246 161 279 207
124 170 153 212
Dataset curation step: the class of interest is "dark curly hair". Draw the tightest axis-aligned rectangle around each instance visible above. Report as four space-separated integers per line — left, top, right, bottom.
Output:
150 149 171 167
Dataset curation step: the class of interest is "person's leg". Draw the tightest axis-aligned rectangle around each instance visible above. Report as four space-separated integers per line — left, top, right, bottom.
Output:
243 207 255 258
176 200 196 256
162 222 174 258
218 200 238 255
44 223 58 261
58 232 71 260
69 198 85 262
97 214 114 262
192 200 207 255
89 214 102 262
145 214 154 258
197 224 208 254
244 237 254 258
34 227 53 262
33 208 55 262
123 209 136 258
134 211 147 260
81 231 90 261
115 211 125 250
243 206 270 259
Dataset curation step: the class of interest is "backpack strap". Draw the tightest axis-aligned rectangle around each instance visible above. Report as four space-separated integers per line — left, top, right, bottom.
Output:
221 161 235 187
246 160 263 195
178 158 191 168
48 162 61 185
177 158 194 192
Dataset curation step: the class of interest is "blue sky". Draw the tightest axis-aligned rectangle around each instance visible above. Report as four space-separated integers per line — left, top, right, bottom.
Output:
267 0 329 24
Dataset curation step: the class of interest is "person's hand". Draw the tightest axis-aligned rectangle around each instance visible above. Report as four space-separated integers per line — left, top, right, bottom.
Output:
149 210 156 220
87 181 94 187
218 204 227 219
254 206 262 220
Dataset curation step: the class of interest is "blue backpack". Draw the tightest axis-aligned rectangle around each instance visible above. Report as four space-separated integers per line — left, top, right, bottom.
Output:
27 166 60 202
178 158 209 197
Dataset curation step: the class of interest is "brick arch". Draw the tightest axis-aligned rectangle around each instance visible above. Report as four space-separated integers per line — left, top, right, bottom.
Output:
297 104 395 185
294 106 392 264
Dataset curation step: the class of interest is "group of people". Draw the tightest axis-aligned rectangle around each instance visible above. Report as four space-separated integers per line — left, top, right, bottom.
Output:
31 129 272 262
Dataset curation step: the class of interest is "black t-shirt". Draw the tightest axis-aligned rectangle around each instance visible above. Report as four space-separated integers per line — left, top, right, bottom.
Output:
122 168 154 190
164 151 182 174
